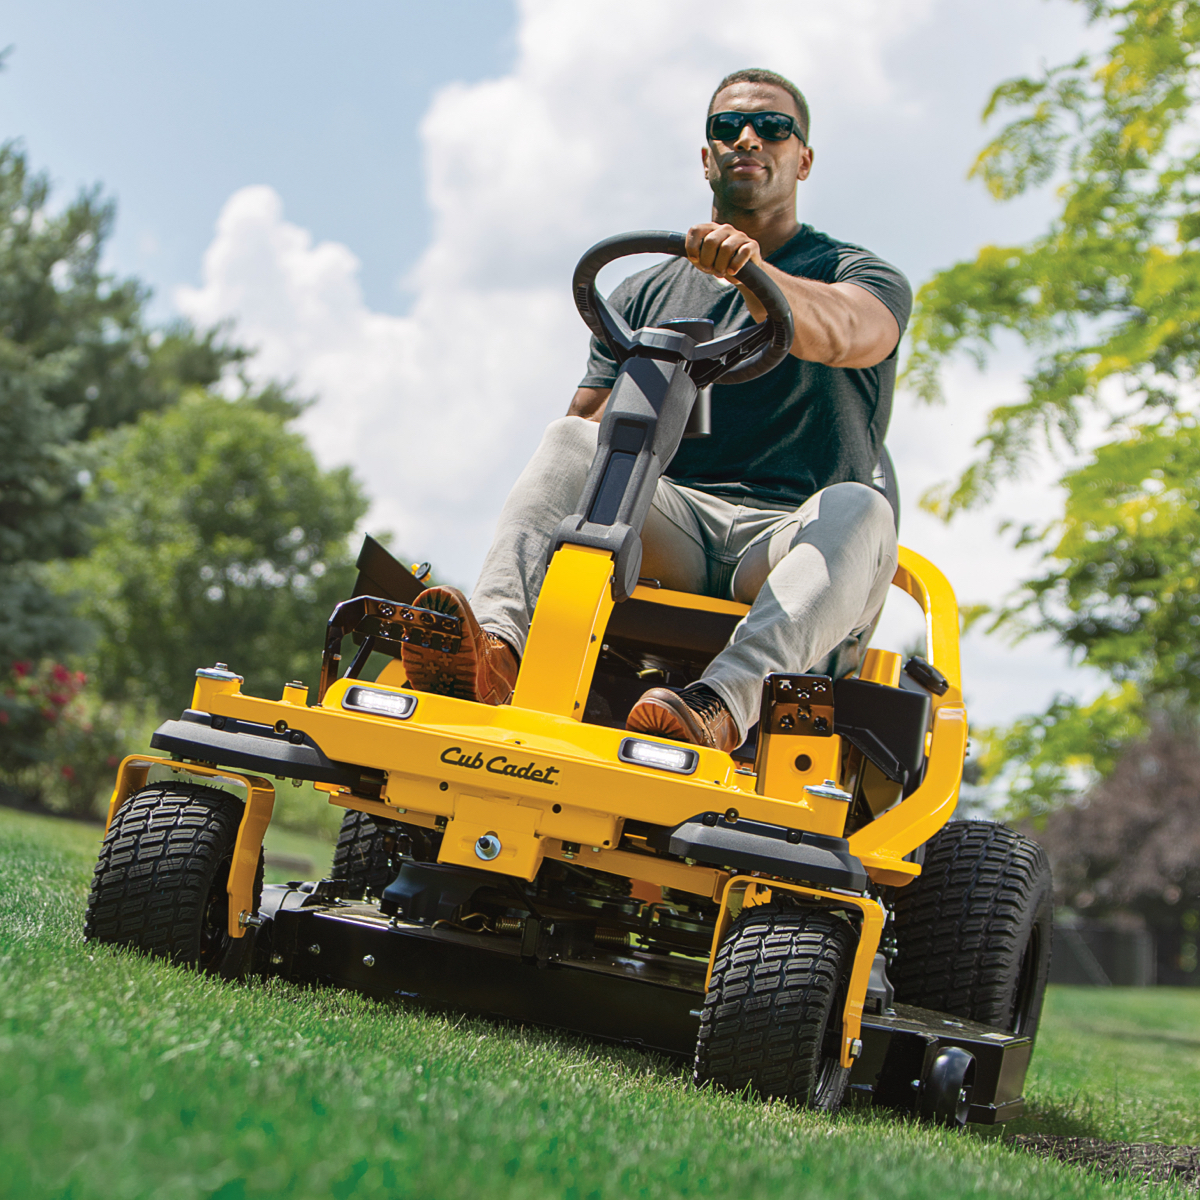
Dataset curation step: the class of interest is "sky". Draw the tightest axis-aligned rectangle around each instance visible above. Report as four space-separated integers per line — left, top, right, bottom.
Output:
1 0 1111 726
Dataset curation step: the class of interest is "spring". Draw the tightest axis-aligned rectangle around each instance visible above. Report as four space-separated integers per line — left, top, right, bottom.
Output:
595 928 631 949
495 917 525 936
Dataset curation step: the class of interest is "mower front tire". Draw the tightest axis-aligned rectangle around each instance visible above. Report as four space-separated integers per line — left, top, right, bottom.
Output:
890 820 1053 1041
84 783 262 978
694 905 854 1112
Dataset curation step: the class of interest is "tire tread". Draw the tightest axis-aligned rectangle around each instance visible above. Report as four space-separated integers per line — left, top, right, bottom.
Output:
891 820 1052 1036
84 783 255 968
695 906 852 1109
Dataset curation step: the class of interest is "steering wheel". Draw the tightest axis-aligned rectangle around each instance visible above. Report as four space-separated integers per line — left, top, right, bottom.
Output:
571 231 794 386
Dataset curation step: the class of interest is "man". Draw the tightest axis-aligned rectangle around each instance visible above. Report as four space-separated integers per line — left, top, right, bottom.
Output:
401 68 909 754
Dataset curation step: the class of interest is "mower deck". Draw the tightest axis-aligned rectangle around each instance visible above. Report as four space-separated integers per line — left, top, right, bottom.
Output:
253 882 1030 1125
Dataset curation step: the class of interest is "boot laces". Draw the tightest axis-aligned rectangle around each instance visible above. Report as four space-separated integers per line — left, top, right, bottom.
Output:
679 683 726 723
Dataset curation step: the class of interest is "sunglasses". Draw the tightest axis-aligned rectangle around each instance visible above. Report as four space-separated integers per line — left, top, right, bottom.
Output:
706 110 806 145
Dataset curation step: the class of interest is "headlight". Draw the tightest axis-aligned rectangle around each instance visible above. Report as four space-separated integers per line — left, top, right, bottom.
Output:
342 686 417 720
618 737 698 775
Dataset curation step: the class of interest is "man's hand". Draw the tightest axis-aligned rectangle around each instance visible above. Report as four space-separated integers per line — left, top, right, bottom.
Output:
685 223 763 280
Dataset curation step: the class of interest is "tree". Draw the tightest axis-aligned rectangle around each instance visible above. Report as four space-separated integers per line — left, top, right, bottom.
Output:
0 142 244 662
1035 716 1200 984
906 0 1200 807
62 392 368 713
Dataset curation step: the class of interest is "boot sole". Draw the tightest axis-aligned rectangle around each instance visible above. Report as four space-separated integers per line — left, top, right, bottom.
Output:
401 589 482 701
627 697 703 746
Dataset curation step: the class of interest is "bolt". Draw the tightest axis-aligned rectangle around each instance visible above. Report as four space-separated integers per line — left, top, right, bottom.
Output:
363 955 376 968
848 1038 863 1060
215 663 229 671
475 833 502 861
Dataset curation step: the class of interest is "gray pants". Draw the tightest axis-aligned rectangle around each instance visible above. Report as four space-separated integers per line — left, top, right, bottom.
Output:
472 417 898 741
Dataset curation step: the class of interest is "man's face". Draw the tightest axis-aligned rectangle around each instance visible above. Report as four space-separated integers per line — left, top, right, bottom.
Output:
702 82 813 213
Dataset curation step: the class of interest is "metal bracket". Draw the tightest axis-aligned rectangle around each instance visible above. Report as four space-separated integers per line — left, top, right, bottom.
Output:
761 674 834 736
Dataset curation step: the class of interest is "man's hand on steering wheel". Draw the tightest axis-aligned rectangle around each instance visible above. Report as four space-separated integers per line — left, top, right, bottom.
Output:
685 222 769 321
684 222 764 279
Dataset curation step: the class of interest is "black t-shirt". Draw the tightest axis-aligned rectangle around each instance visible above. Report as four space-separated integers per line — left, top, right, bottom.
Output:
579 225 912 509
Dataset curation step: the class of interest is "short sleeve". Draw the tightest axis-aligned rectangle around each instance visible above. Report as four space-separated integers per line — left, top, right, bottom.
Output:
832 247 913 352
579 332 619 389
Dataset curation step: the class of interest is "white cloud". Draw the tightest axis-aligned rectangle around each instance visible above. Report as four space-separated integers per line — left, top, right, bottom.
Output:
176 0 1102 725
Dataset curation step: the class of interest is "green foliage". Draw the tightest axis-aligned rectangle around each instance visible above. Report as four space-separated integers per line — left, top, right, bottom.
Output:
1 807 1188 1200
1007 419 1200 703
907 0 1200 515
60 391 368 713
908 1 1200 806
978 684 1147 820
0 142 245 662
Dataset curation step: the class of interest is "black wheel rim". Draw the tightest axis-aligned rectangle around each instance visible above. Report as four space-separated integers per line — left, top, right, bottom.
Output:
811 972 849 1104
198 852 235 969
1010 924 1042 1035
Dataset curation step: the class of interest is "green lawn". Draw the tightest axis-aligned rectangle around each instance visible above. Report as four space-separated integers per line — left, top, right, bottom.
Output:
1 807 1196 1200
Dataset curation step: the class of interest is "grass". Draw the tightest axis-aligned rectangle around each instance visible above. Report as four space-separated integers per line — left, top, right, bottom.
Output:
1 809 1197 1200
1009 987 1200 1145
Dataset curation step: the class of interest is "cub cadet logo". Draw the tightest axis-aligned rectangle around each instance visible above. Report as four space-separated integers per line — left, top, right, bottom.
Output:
440 746 560 786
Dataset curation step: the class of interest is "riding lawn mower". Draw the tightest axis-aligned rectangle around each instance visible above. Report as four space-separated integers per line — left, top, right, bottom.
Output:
84 232 1053 1125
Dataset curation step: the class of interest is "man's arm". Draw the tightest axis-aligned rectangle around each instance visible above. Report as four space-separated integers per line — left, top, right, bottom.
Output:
684 223 900 369
567 386 611 421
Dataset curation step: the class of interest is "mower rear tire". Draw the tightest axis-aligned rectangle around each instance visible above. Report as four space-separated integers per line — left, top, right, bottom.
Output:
84 783 262 978
330 809 398 899
890 820 1052 1041
695 904 854 1112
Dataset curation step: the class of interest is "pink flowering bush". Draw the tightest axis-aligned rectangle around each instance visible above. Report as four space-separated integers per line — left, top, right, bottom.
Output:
0 660 131 817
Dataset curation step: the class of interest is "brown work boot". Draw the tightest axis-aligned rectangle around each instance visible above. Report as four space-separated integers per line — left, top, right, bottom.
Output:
626 683 739 753
401 586 518 705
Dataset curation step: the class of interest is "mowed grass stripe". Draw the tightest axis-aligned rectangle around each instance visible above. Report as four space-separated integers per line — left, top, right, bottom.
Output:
0 807 1193 1200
